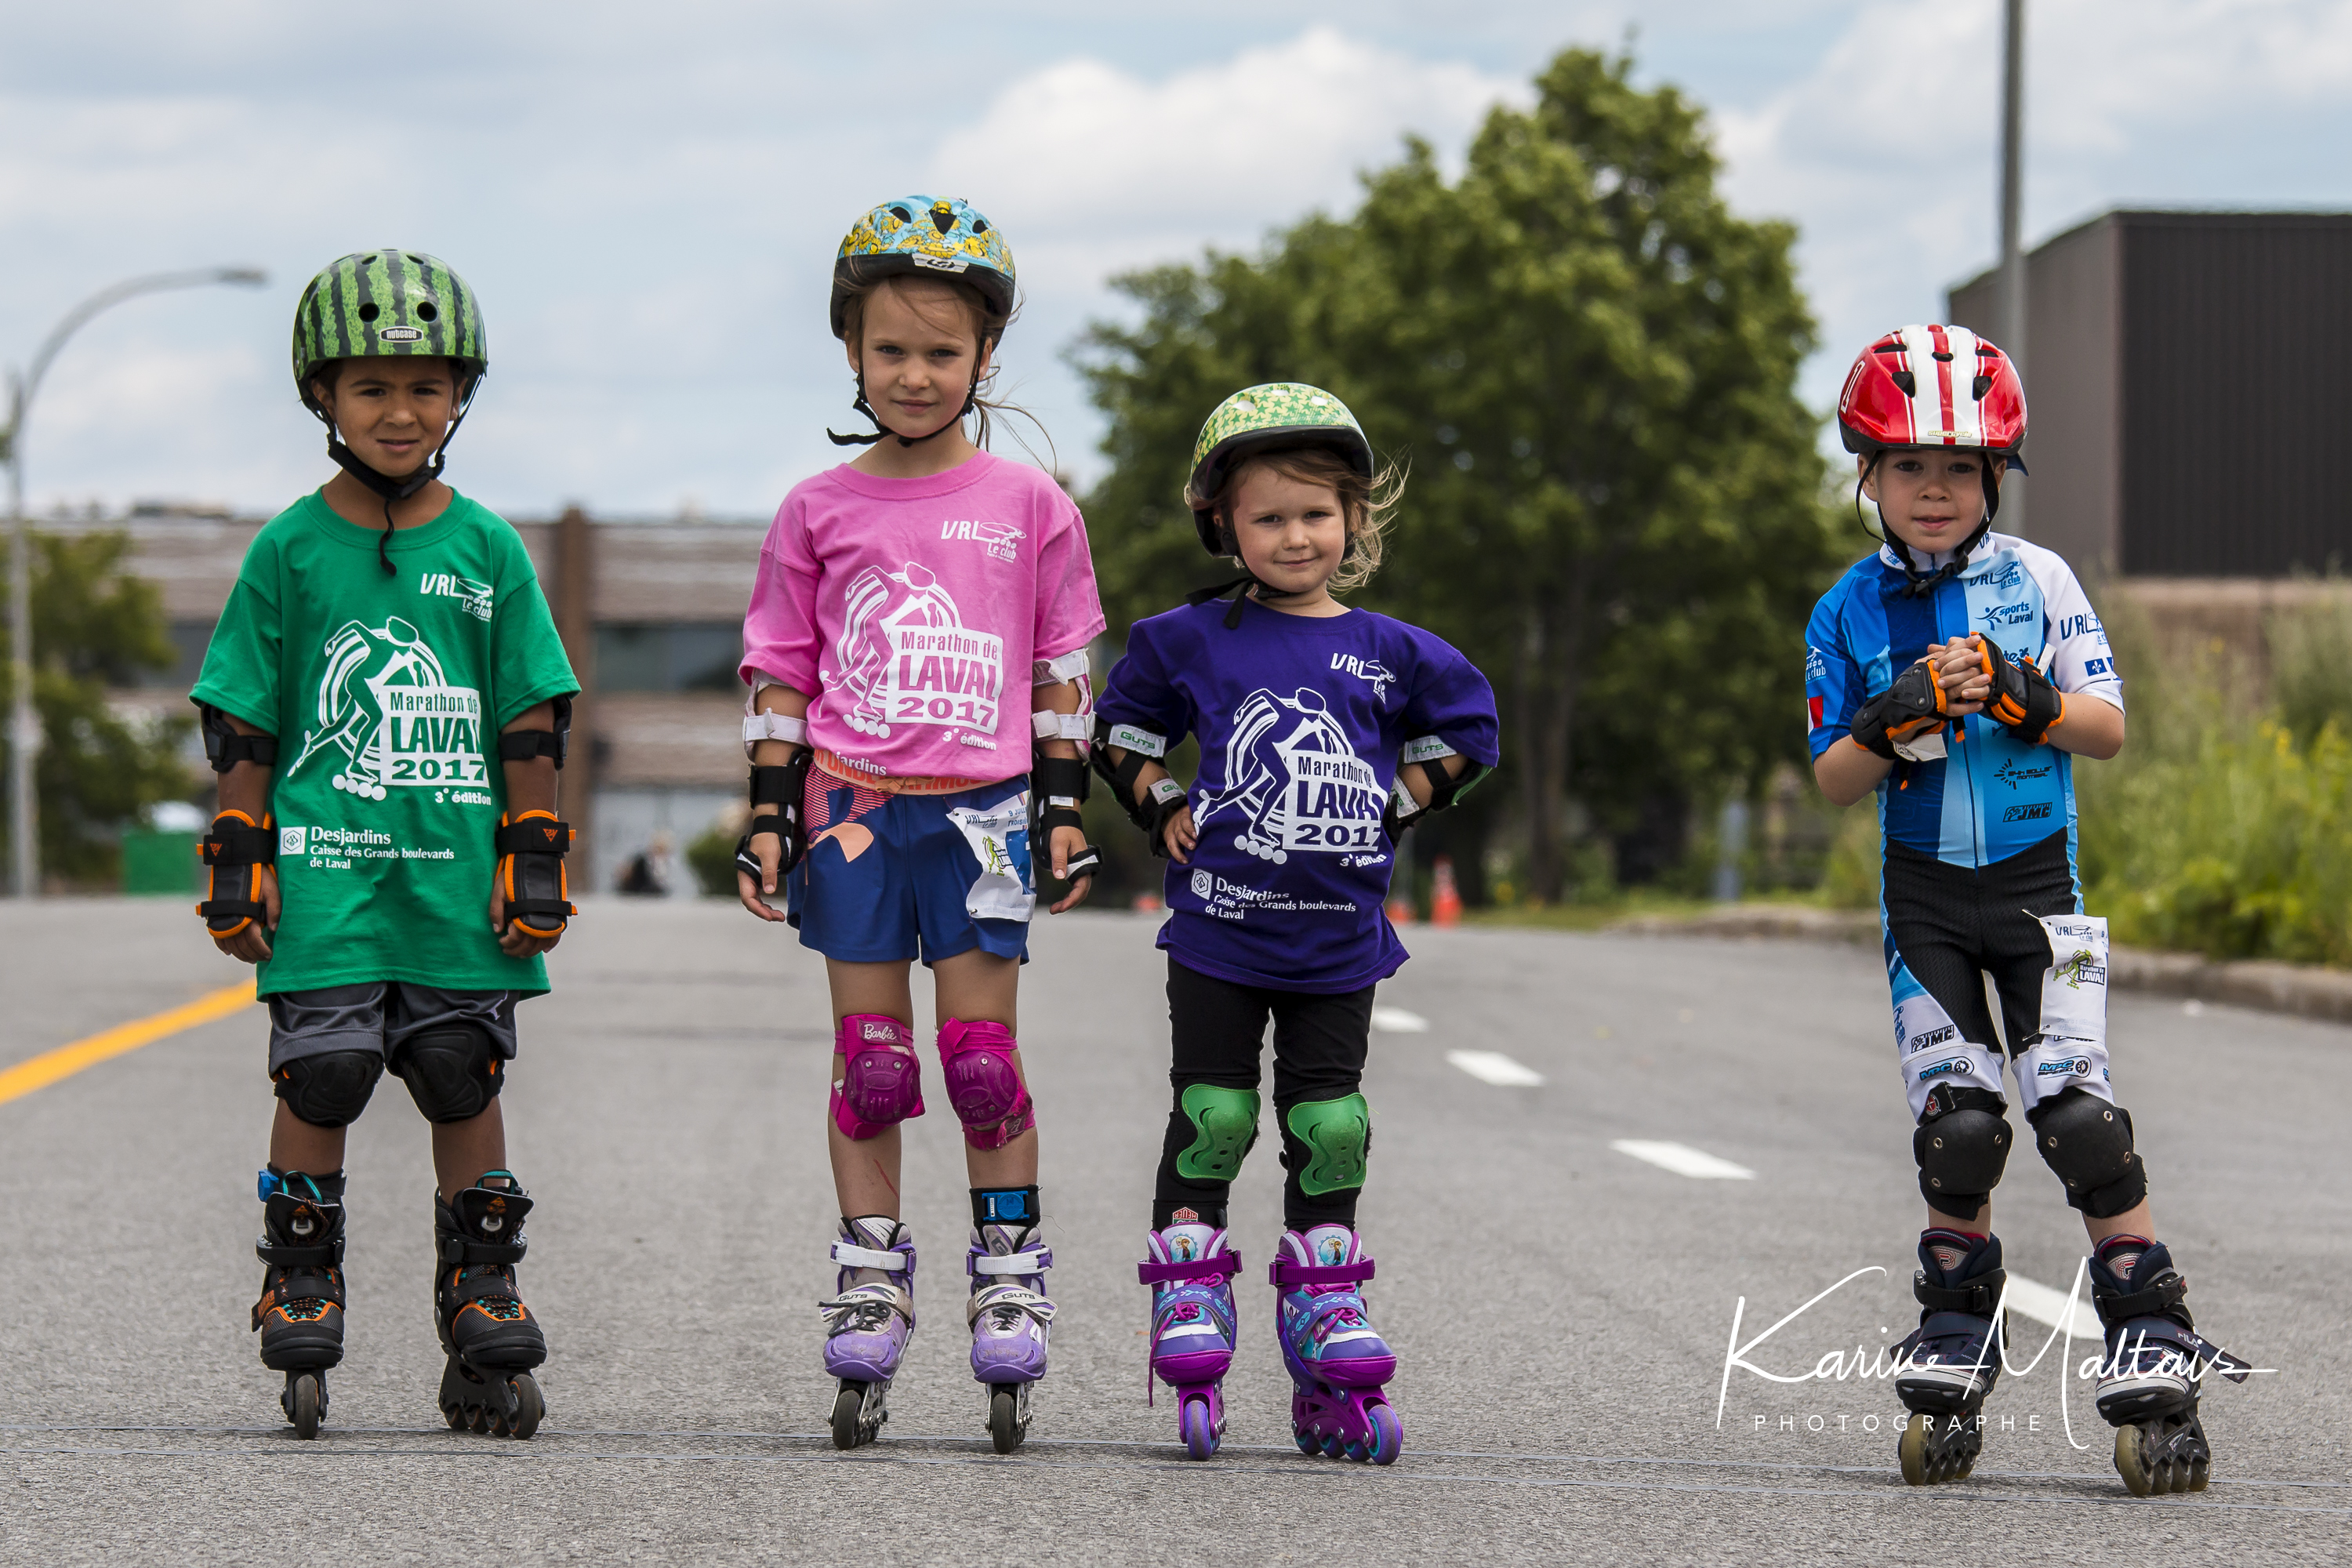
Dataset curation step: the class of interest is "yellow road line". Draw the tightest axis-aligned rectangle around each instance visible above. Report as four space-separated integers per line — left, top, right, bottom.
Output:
0 978 259 1107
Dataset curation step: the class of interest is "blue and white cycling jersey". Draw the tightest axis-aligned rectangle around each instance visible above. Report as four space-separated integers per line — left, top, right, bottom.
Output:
1805 533 2124 871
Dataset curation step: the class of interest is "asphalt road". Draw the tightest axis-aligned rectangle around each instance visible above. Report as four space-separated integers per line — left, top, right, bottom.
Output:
2 897 2344 1564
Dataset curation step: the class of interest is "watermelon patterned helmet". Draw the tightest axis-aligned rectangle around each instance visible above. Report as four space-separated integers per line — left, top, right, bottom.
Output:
292 250 487 416
832 196 1015 339
1185 383 1374 555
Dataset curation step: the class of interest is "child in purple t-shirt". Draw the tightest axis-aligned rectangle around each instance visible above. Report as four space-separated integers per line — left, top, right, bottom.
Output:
1094 384 1499 1463
732 196 1105 1454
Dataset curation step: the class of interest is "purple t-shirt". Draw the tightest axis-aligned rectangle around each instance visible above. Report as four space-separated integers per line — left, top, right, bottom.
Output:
1098 596 1500 993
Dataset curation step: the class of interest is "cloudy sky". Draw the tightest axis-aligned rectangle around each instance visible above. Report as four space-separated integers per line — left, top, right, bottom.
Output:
6 1 2350 520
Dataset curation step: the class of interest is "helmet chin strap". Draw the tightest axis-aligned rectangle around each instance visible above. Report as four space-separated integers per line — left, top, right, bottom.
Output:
1857 459 1997 600
827 373 975 449
318 382 477 575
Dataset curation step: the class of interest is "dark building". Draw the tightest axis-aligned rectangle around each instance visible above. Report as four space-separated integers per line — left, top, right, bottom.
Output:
1949 210 2352 578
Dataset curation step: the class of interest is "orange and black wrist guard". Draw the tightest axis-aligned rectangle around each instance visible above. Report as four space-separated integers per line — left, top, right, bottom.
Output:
1974 636 2065 745
199 810 276 938
496 810 575 939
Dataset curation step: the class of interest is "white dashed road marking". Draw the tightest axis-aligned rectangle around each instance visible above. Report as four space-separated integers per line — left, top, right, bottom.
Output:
1446 1049 1544 1086
1997 1272 2105 1339
1610 1140 1755 1180
1370 1006 1430 1033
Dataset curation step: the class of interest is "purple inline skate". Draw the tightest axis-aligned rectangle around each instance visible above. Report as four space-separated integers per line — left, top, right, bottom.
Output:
967 1222 1055 1454
819 1216 915 1449
1139 1220 1241 1460
2087 1235 2252 1497
1272 1225 1401 1465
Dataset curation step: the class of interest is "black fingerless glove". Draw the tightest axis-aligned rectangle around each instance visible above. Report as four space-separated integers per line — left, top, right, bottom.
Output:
1973 636 2065 745
1849 661 1951 760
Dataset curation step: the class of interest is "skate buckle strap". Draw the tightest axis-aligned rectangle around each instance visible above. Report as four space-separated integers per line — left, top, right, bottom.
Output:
1270 1255 1374 1290
256 1237 343 1269
818 1279 912 1332
969 1247 1051 1277
1139 1249 1242 1287
1913 1266 2005 1316
441 1235 527 1267
2092 1270 2187 1327
967 1281 1056 1330
831 1240 910 1272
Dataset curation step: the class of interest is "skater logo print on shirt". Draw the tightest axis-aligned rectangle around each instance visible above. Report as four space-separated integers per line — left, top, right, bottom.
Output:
833 561 1005 743
938 518 1024 563
416 570 494 621
282 617 487 802
1196 688 1385 862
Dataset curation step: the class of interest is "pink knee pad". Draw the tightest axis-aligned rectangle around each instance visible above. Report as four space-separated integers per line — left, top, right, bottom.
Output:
937 1018 1035 1151
832 1014 924 1141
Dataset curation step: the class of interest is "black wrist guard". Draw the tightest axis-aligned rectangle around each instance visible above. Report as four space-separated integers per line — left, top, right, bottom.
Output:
199 810 276 937
1032 755 1099 884
744 752 812 880
1381 742 1490 841
495 811 574 938
1850 661 1951 760
1976 637 2065 745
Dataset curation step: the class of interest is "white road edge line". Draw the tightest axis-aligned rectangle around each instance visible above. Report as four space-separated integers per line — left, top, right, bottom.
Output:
1998 1273 2105 1340
1446 1049 1543 1086
1610 1139 1755 1180
1370 1005 1430 1033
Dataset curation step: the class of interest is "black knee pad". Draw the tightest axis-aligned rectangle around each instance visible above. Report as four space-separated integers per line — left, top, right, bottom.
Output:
2028 1087 2144 1218
272 1049 385 1129
1913 1087 2013 1214
390 1026 505 1124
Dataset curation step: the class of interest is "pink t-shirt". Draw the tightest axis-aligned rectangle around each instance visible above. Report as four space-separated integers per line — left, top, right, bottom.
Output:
739 452 1105 784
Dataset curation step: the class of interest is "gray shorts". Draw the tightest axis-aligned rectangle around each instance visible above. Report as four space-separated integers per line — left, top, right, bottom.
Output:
266 984 519 1076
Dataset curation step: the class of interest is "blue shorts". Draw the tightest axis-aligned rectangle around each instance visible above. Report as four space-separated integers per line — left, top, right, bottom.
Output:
787 771 1033 967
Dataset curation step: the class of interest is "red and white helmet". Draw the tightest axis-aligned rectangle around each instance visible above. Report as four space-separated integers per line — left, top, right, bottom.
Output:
1838 325 2027 469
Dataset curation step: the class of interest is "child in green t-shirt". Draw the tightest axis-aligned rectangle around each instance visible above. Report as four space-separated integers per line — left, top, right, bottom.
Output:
189 251 581 1440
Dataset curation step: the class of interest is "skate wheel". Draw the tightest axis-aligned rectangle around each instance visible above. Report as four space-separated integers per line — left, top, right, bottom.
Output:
988 1387 1026 1456
289 1374 321 1441
1180 1398 1219 1461
2114 1423 2154 1497
2189 1455 2210 1493
505 1374 543 1440
1294 1429 1317 1456
1321 1434 1346 1459
1367 1403 1403 1466
1898 1414 1933 1486
832 1382 869 1451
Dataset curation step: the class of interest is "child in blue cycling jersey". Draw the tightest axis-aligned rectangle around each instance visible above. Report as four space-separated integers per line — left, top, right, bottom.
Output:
1093 384 1499 1464
1808 326 2246 1497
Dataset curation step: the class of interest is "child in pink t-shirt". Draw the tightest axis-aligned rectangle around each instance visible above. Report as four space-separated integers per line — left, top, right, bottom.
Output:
733 196 1105 1454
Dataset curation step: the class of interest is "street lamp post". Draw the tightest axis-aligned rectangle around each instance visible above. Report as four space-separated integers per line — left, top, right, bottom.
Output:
1995 0 2027 531
3 266 268 898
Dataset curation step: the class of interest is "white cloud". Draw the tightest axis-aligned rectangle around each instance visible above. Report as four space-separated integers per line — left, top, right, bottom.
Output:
1713 0 2352 408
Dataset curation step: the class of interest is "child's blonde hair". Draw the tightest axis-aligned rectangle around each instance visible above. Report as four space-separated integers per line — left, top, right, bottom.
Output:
1199 445 1406 593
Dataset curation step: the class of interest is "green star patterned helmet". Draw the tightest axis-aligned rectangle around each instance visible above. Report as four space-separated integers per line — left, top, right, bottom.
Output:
292 250 486 416
832 195 1015 339
1185 383 1374 555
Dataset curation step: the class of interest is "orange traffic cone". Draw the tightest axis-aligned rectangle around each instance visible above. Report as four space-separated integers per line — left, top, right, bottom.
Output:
1432 856 1462 927
1385 895 1414 927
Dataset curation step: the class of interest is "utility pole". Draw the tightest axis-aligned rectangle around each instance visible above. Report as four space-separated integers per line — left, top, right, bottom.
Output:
1996 0 2027 532
4 266 267 896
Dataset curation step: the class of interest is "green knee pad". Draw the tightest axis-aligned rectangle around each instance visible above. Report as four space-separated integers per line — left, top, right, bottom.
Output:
1175 1084 1261 1182
1285 1093 1370 1196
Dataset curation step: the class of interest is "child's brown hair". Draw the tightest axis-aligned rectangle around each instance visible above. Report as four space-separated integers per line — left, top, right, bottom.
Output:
1199 445 1405 593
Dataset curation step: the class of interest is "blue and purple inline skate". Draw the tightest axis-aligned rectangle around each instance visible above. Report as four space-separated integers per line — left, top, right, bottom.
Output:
1141 1220 1242 1460
820 1216 915 1449
1272 1225 1402 1465
967 1221 1055 1454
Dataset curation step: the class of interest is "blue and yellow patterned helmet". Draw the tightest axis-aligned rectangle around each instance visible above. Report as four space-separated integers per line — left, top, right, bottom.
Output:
832 195 1016 340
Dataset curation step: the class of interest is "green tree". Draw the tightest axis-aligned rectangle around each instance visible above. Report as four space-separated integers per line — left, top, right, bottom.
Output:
1076 48 1841 902
0 530 195 885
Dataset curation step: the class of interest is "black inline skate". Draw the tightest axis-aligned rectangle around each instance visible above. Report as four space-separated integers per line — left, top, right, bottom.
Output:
2088 1235 2252 1497
433 1171 546 1438
252 1168 347 1439
1893 1229 2006 1485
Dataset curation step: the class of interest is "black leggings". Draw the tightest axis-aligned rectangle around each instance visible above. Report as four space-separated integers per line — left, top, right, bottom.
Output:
1155 956 1374 1232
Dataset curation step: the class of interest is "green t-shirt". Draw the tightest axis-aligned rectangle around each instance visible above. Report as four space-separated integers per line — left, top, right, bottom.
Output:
191 488 579 997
